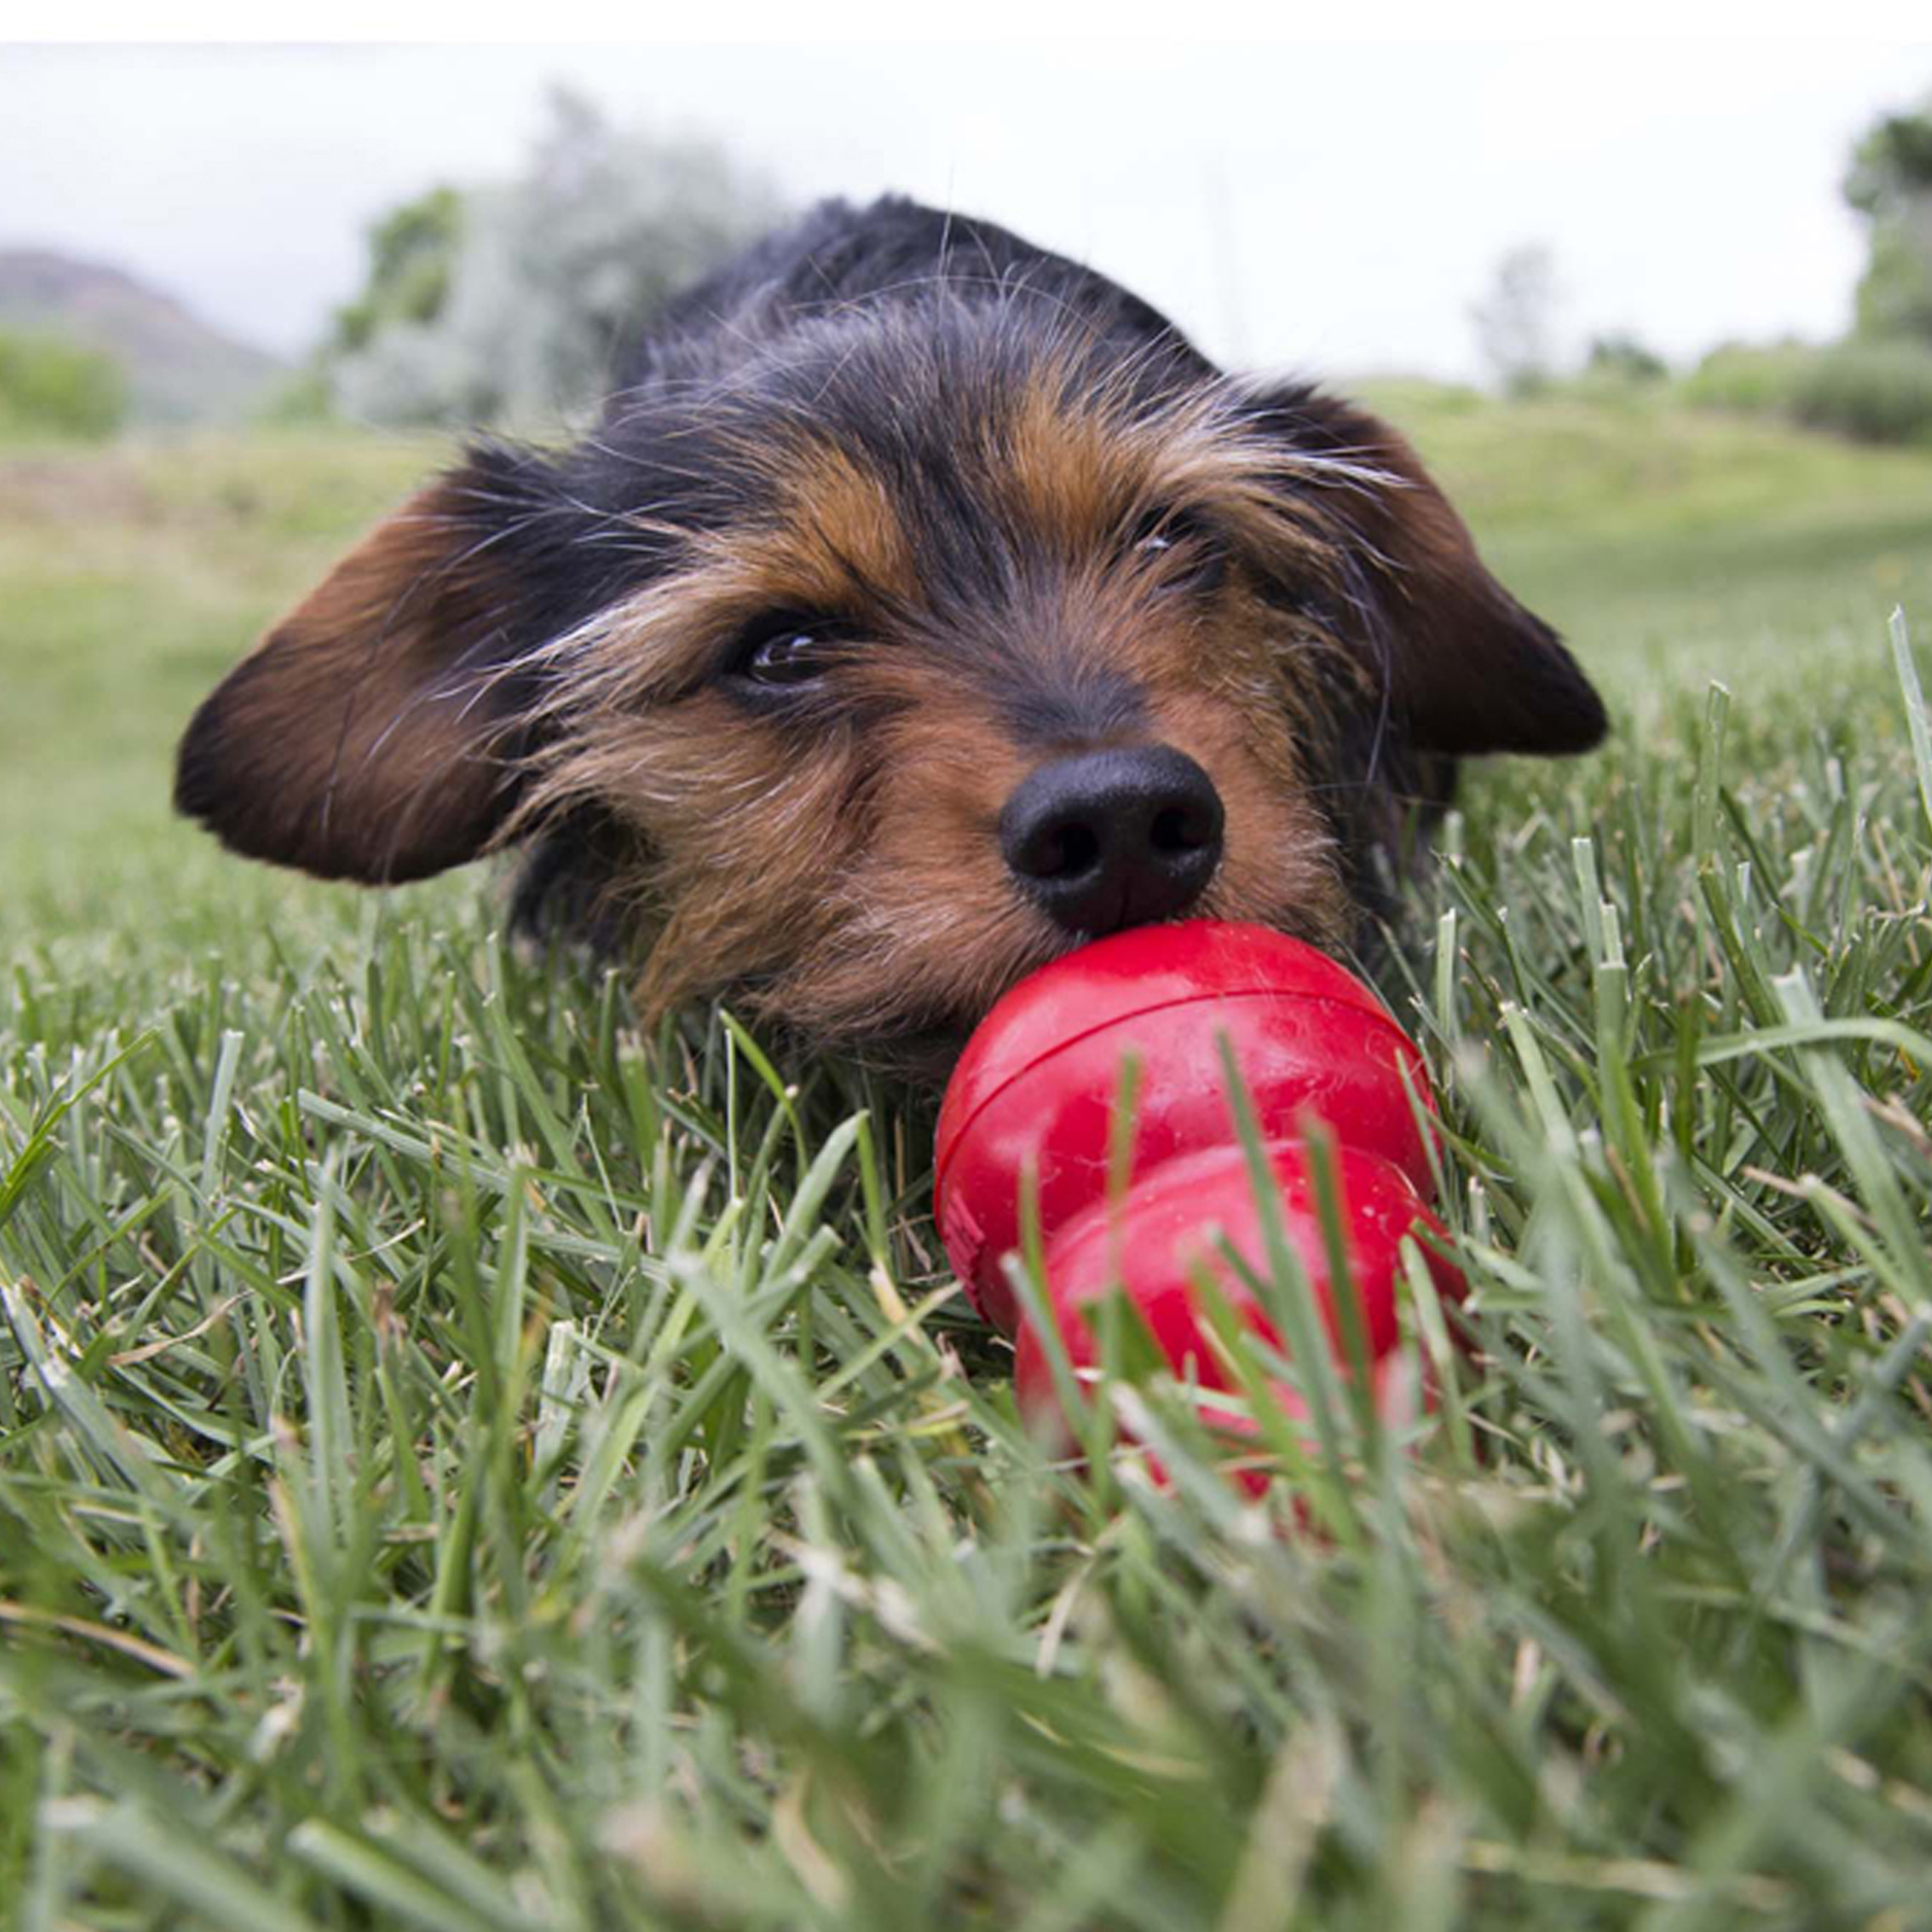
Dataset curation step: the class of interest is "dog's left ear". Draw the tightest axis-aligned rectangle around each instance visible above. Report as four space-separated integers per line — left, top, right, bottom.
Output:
1251 384 1607 758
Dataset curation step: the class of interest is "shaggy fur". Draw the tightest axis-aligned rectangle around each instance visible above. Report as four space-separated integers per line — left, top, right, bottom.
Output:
176 196 1605 1067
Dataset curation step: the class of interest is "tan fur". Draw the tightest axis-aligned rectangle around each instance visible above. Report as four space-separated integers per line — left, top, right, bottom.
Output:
513 384 1366 1045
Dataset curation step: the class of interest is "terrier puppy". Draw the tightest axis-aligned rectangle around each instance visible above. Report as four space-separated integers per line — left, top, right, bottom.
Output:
176 196 1604 1067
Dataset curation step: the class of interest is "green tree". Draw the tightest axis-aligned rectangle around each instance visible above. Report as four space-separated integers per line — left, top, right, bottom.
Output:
1844 93 1932 342
325 88 783 428
328 186 463 355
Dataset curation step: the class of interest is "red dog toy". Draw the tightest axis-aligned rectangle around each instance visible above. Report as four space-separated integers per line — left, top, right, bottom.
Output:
933 920 1465 1471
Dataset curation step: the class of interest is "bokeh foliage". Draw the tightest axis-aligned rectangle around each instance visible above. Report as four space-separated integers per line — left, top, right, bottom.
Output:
0 328 126 442
321 88 784 430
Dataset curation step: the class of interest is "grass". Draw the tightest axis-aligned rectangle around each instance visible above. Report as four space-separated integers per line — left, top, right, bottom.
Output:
5 397 1932 1929
0 428 445 965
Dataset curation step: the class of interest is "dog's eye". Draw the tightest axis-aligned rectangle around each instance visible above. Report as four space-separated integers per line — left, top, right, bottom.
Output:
1125 507 1225 592
725 614 848 690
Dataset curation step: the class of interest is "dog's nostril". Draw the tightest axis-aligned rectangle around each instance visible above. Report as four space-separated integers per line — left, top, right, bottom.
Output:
1150 802 1215 854
1030 822 1101 880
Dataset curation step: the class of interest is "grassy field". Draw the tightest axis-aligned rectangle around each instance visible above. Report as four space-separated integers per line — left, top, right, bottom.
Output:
4 394 1932 1930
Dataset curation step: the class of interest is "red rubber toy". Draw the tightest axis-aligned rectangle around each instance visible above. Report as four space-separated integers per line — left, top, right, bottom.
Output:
933 920 1465 1472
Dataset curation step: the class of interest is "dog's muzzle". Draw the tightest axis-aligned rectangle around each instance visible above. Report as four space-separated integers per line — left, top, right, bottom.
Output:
999 744 1224 938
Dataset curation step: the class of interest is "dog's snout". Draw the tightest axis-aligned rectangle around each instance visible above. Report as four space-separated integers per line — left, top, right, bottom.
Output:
999 745 1224 937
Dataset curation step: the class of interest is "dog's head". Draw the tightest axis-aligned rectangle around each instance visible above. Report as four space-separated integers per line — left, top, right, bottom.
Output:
177 290 1603 1050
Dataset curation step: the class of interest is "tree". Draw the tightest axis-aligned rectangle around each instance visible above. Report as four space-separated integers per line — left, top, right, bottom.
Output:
1844 93 1932 343
325 88 784 428
327 187 464 355
1470 244 1560 399
1586 331 1668 383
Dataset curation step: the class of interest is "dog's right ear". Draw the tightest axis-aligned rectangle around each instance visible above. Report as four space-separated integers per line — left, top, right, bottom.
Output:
176 453 558 884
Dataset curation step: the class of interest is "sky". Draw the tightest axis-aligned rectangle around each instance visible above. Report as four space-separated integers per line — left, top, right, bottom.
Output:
5 36 1930 385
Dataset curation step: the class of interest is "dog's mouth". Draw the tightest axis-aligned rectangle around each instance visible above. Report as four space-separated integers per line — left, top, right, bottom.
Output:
748 904 1229 1088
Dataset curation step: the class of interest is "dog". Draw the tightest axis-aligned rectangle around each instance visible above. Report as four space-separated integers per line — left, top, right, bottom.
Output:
175 196 1605 1070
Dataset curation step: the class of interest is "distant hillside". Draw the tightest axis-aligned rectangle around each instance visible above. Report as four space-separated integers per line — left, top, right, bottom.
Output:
0 249 285 424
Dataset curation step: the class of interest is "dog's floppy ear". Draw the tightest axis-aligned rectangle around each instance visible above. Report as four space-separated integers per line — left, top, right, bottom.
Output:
176 453 555 884
1253 384 1606 759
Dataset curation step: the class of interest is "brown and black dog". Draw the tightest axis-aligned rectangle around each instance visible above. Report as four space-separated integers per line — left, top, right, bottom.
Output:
176 196 1604 1069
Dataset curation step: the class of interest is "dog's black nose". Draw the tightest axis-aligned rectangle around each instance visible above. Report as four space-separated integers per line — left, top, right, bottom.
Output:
1000 745 1224 937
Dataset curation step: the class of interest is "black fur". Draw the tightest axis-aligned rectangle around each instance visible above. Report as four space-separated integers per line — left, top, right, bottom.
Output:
177 194 1606 1015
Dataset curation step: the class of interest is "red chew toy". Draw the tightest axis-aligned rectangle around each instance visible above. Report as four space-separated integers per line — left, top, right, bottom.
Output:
933 920 1466 1475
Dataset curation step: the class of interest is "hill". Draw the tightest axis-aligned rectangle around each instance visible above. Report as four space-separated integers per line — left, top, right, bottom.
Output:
0 248 285 424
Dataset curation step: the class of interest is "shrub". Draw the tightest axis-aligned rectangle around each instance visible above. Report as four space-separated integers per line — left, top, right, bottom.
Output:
1586 330 1669 382
0 328 126 440
1788 337 1932 444
1679 339 1817 417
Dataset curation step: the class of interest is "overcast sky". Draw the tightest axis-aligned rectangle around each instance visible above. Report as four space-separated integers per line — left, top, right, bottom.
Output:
5 39 1929 383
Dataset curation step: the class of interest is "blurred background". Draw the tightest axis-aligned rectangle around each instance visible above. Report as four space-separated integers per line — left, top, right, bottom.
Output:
7 42 1929 422
5 38 1932 955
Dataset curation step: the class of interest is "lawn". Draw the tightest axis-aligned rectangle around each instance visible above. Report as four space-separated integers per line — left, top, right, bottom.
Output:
4 394 1932 1931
